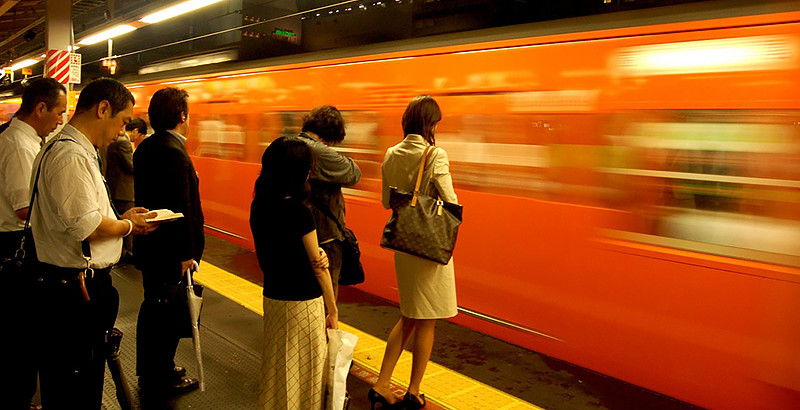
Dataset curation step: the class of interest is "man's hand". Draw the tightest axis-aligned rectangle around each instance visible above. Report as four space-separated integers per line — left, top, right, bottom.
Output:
181 259 196 274
122 207 159 235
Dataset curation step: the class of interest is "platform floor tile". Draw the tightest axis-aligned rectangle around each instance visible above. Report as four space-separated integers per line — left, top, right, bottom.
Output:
195 261 542 410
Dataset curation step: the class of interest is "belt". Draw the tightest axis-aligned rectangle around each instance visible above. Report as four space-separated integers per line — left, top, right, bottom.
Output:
37 262 112 282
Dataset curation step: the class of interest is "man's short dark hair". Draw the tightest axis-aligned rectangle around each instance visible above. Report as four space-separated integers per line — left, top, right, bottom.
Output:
125 118 147 134
301 105 345 143
75 78 134 116
148 87 189 132
17 78 66 116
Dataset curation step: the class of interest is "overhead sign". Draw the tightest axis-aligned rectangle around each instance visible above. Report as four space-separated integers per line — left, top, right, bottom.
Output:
46 49 81 84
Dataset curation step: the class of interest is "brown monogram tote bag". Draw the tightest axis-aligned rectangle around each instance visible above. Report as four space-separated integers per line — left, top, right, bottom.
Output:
380 146 463 264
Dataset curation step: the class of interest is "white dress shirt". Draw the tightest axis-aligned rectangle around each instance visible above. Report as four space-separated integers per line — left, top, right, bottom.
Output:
31 124 122 268
0 118 41 232
381 134 458 209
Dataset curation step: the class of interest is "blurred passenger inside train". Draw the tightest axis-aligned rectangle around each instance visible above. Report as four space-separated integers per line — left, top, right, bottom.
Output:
133 87 204 397
0 77 66 410
105 122 137 262
369 95 458 410
297 105 361 300
126 117 147 150
31 77 158 409
249 136 338 409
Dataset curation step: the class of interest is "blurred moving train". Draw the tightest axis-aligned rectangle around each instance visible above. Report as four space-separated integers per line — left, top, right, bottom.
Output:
4 1 799 408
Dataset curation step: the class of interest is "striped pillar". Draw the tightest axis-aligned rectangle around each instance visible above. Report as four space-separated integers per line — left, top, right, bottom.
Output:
45 49 70 83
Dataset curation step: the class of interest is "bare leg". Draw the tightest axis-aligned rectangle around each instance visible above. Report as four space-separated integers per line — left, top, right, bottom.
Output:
373 316 417 402
407 319 436 397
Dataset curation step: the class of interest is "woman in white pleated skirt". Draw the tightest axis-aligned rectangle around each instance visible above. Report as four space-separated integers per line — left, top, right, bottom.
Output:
250 137 339 409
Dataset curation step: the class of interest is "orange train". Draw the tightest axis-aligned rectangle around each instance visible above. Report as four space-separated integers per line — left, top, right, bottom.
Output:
40 1 800 408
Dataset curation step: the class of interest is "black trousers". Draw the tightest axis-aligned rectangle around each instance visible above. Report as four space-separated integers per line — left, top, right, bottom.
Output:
36 265 118 410
137 264 190 383
0 230 39 410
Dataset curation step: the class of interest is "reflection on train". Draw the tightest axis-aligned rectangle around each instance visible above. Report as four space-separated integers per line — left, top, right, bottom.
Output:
4 2 793 409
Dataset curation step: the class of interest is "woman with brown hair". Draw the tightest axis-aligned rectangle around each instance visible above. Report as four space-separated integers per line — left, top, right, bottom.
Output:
369 95 458 409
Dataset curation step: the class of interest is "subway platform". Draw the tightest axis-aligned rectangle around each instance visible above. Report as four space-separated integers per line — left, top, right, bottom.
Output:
38 234 702 409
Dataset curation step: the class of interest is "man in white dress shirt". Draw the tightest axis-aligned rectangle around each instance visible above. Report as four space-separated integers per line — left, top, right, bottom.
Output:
0 77 66 410
30 78 158 409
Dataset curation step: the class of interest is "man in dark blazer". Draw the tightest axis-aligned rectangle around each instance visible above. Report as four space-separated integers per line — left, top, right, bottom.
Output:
105 125 136 260
133 87 204 396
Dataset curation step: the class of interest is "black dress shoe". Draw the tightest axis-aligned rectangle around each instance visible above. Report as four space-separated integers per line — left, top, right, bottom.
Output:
169 377 200 395
140 376 199 397
173 366 187 379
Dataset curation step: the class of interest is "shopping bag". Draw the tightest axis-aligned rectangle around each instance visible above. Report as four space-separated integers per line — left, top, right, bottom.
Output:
326 329 359 410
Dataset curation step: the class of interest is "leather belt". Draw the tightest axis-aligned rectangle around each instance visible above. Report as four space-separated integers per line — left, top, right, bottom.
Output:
37 263 112 282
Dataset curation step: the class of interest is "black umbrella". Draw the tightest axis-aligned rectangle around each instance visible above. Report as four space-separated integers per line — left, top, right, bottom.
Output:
105 327 132 409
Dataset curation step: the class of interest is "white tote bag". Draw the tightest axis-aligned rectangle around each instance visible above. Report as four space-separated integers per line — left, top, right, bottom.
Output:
325 329 359 410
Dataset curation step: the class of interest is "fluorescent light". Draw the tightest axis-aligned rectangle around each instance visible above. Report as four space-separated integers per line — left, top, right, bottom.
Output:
78 24 137 45
10 59 39 71
140 0 225 24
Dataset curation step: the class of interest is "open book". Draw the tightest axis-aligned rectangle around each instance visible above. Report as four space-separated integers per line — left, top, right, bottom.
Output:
145 209 184 223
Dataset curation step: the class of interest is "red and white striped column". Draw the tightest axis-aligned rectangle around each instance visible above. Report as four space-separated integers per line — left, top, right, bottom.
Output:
45 49 70 83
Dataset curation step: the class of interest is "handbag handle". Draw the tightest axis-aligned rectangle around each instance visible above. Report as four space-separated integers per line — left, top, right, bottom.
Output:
411 146 436 207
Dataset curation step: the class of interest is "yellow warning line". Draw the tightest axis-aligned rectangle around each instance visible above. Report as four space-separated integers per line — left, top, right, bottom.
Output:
195 261 543 410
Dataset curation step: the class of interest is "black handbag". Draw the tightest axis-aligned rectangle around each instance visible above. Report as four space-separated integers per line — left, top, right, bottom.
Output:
311 200 365 286
380 146 463 265
0 138 56 276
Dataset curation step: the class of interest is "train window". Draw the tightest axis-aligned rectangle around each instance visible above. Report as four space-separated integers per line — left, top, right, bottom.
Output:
601 110 800 266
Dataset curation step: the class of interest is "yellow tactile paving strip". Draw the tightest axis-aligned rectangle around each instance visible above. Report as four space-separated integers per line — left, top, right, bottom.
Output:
195 261 544 410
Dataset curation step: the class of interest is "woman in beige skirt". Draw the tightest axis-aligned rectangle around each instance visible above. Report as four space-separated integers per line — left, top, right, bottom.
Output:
369 95 458 409
250 137 338 409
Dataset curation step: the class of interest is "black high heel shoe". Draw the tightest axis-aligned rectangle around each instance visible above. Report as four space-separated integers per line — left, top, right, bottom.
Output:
403 392 427 409
368 388 397 410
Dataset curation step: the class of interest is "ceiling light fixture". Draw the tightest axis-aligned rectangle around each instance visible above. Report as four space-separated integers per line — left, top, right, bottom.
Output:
140 0 225 24
78 24 137 45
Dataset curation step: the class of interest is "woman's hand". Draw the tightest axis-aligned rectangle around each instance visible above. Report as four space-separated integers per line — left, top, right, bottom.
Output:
326 309 338 330
312 247 329 270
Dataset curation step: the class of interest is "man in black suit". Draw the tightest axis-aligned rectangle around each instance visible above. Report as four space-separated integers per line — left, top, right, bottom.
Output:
133 87 204 396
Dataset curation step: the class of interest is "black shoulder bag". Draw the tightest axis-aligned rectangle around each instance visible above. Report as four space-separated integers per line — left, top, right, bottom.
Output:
0 139 59 276
310 200 365 286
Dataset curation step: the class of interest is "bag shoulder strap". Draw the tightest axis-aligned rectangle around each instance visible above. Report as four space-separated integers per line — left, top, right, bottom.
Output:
309 198 346 232
411 146 436 207
13 137 73 257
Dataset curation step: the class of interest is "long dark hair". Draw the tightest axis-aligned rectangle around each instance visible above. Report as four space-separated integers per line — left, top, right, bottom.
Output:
254 137 312 200
401 95 441 145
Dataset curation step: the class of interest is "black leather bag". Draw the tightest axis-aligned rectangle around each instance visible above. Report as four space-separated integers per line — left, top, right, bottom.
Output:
380 146 463 265
338 226 365 286
0 140 55 276
312 200 365 286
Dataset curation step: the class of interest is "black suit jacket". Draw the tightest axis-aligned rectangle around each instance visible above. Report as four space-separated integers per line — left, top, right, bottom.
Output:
105 135 134 202
133 131 204 272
